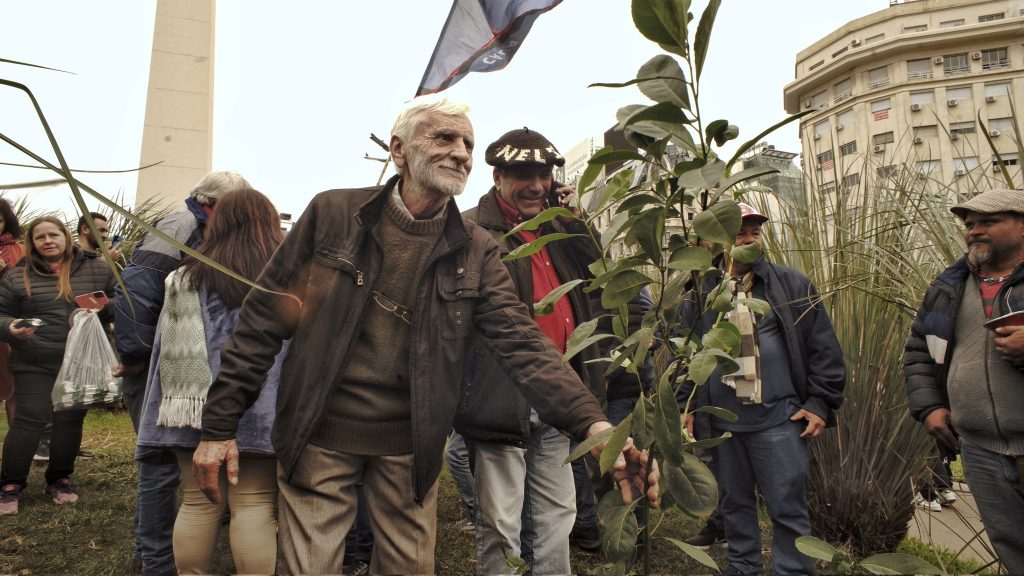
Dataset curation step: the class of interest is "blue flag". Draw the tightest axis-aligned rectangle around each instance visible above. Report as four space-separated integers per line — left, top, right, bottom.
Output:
416 0 562 96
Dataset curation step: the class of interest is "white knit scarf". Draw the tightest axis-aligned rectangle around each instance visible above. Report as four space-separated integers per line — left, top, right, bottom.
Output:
155 269 212 428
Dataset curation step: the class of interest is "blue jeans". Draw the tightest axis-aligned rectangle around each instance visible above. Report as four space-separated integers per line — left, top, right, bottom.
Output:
446 431 476 521
125 370 180 575
715 419 814 575
960 440 1024 574
472 413 575 575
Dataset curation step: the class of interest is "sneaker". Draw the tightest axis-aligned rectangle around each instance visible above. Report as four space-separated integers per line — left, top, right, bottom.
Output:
452 517 476 533
938 489 957 505
0 485 22 515
33 441 50 463
341 560 369 576
913 494 942 512
77 449 95 460
44 478 79 504
570 523 602 553
683 524 727 548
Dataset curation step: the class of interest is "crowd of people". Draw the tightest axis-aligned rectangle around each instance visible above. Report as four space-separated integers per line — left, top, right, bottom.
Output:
0 96 1020 576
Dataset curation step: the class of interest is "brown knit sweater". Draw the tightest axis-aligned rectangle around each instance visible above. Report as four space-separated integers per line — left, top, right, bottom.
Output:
310 193 444 455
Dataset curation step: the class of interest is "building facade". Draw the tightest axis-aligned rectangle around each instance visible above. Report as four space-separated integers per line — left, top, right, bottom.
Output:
783 0 1024 196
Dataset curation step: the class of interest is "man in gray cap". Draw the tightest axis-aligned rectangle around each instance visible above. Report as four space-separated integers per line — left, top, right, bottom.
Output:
905 187 1024 574
456 127 605 574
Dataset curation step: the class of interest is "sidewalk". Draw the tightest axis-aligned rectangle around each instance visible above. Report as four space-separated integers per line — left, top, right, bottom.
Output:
906 482 998 568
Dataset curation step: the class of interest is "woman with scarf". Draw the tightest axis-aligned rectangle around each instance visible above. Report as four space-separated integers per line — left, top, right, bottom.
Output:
134 187 285 574
0 216 115 515
0 198 23 427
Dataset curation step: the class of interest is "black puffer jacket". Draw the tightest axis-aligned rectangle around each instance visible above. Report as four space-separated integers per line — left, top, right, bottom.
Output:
0 248 115 376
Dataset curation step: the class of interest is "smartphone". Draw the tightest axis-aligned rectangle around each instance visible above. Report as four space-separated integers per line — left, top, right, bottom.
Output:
14 318 45 329
109 235 123 250
983 310 1024 331
75 290 110 310
548 180 566 208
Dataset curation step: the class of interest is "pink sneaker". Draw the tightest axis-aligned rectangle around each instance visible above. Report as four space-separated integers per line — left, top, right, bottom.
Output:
0 484 22 515
44 478 79 505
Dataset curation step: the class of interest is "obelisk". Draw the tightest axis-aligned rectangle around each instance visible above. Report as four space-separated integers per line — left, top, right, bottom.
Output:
135 0 215 211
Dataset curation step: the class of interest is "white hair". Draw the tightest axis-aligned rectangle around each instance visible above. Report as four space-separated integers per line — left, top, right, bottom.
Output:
190 170 251 205
391 97 471 147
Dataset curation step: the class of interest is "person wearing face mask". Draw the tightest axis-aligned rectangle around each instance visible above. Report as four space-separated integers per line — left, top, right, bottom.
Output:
456 128 606 575
0 216 115 515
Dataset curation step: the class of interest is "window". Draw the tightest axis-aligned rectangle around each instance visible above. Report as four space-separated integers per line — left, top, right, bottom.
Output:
814 120 830 136
914 125 938 139
810 90 828 110
865 33 885 44
988 117 1016 132
910 90 935 105
873 132 894 145
939 19 965 28
993 154 1019 170
982 48 1009 70
950 121 976 135
877 165 900 178
836 109 854 127
840 141 857 156
907 58 932 80
946 86 972 101
817 150 834 165
978 13 1004 22
955 157 980 172
943 53 970 75
985 82 1011 99
809 59 825 71
867 66 889 89
842 173 862 187
916 160 940 176
832 46 848 58
871 98 892 119
834 78 852 102
821 182 836 195
903 24 927 33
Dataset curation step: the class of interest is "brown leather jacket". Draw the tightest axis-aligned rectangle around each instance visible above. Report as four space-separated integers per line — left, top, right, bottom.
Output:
201 176 606 500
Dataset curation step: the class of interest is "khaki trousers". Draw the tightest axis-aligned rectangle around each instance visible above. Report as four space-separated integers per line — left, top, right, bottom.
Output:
277 443 438 575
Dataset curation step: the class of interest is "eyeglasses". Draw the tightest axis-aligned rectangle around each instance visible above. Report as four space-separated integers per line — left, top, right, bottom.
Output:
372 291 413 325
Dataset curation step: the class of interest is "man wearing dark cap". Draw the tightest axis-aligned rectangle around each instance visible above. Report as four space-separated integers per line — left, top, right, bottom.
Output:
456 127 604 574
905 187 1024 573
679 203 846 576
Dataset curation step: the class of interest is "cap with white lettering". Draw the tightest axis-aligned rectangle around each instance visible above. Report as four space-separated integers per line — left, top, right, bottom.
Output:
485 127 565 168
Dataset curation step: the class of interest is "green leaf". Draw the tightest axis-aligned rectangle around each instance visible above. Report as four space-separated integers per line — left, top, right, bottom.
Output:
502 207 574 238
688 350 717 386
578 148 610 195
655 370 684 465
623 102 691 126
737 297 771 314
858 553 943 575
602 270 653 309
566 317 600 351
631 396 657 450
692 200 741 244
694 405 739 423
564 425 615 464
598 494 639 563
704 119 729 148
795 536 839 563
633 209 665 265
710 280 735 314
563 333 615 366
637 55 689 109
600 415 634 475
601 212 634 251
663 537 720 571
688 431 732 450
677 158 726 190
693 0 722 80
663 453 718 517
616 193 663 214
725 110 813 173
631 0 691 56
702 322 741 354
718 165 779 193
667 246 712 271
589 148 646 165
534 279 585 316
730 243 761 264
503 233 584 261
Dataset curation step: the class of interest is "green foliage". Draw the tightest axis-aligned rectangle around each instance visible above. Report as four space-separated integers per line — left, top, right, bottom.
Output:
796 536 942 575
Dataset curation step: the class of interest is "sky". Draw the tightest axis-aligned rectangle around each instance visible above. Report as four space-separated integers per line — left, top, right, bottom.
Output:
0 1 877 222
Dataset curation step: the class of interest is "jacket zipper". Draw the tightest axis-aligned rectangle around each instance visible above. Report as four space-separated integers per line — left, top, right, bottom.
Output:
316 250 364 286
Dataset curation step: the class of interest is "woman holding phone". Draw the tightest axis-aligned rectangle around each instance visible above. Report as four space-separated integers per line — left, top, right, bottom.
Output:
135 188 285 574
0 216 114 515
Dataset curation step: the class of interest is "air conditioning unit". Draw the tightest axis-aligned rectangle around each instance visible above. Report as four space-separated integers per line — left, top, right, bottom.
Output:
955 169 967 177
803 99 812 109
947 99 959 107
933 56 944 64
873 144 886 153
911 103 923 112
990 129 1002 137
971 51 982 60
986 95 997 103
950 132 961 140
851 38 862 46
836 123 845 131
913 137 924 144
813 133 821 140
